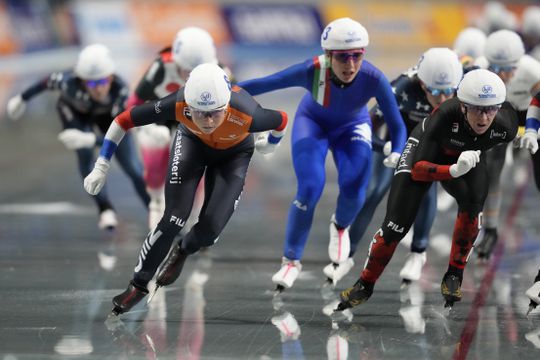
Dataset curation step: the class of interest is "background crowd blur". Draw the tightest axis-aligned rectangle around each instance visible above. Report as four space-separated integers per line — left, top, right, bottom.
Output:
1 0 540 115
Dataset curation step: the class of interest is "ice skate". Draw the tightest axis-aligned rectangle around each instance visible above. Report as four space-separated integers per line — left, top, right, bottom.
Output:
399 252 426 287
272 257 302 292
112 281 149 316
441 273 462 309
155 243 189 288
336 278 374 311
98 209 118 230
328 215 350 264
526 280 540 315
323 258 354 285
475 228 498 261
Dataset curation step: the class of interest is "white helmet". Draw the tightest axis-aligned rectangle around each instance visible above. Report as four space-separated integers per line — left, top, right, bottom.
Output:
321 17 369 50
522 6 540 37
74 44 115 80
417 48 463 90
184 63 231 111
476 1 518 33
484 30 525 67
457 68 506 106
453 27 486 59
507 55 540 110
172 27 217 71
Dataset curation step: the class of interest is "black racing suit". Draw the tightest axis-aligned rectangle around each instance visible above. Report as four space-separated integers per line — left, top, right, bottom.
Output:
359 98 518 285
20 71 149 212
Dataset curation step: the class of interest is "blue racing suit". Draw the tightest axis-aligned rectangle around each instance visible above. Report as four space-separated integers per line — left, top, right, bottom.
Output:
239 55 406 260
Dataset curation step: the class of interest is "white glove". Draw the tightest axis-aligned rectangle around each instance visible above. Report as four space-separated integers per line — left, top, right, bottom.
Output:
137 124 171 148
383 141 392 156
255 133 278 156
57 129 96 150
449 150 481 178
6 94 26 121
383 152 401 168
84 157 111 195
518 130 539 154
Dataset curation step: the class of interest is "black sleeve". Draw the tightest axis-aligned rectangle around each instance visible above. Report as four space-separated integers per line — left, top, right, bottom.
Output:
248 105 285 132
496 102 519 143
130 92 178 127
20 72 60 100
412 111 445 164
134 59 165 101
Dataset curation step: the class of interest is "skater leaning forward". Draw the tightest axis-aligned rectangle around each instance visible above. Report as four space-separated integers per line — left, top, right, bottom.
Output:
337 69 518 311
83 63 288 315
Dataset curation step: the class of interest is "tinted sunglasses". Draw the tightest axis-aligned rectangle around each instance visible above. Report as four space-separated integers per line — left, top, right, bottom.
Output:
426 86 456 96
488 64 517 73
331 49 365 63
189 107 226 118
464 104 501 116
85 78 111 88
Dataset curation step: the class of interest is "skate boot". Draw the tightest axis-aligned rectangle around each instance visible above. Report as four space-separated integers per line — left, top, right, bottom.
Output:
336 278 374 311
112 281 149 315
155 243 189 287
399 252 427 287
526 280 540 315
475 228 498 260
329 215 350 264
272 257 302 292
98 209 118 230
323 258 354 285
441 273 462 308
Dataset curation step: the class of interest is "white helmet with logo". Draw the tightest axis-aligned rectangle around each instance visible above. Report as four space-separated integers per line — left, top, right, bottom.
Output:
184 63 231 111
457 68 506 106
172 27 218 71
484 29 525 66
417 48 463 90
453 27 486 59
321 17 369 50
74 44 115 80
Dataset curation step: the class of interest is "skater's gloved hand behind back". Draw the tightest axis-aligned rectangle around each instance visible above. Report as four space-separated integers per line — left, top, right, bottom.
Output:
58 129 97 150
6 94 26 121
517 130 539 154
84 157 111 195
383 152 400 168
449 150 481 178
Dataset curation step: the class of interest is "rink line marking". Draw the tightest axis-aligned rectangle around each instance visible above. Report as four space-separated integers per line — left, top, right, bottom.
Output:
452 168 530 360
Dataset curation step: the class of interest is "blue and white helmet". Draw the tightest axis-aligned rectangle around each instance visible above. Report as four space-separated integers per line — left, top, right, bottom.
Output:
457 68 506 106
417 48 463 90
184 63 231 111
321 17 369 50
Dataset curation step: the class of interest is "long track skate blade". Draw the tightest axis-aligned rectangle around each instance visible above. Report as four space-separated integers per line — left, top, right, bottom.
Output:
111 307 122 317
334 301 350 312
400 279 411 290
527 302 537 316
146 286 160 304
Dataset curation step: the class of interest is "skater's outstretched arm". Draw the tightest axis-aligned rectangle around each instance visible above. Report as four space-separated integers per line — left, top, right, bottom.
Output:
83 92 178 195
